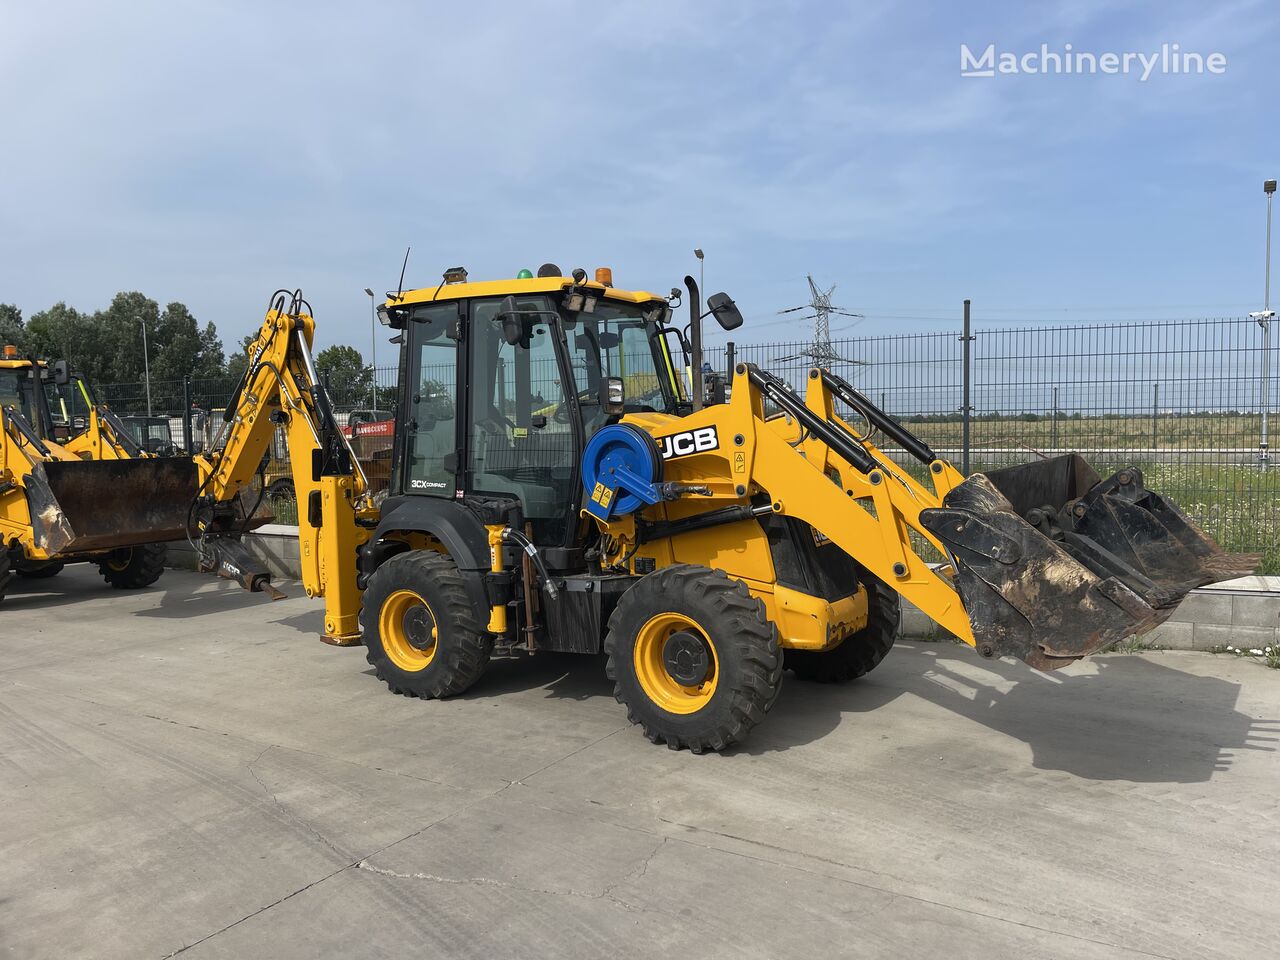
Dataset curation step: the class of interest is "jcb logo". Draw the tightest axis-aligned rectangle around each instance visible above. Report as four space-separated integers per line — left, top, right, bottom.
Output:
657 426 719 460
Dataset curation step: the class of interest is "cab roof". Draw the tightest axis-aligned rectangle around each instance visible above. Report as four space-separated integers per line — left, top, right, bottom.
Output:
393 275 667 308
0 356 42 370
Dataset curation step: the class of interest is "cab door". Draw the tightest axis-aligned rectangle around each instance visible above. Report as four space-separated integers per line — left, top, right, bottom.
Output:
401 302 461 497
463 297 579 545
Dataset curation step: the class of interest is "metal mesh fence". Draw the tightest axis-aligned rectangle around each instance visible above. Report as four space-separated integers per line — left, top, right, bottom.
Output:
98 316 1280 571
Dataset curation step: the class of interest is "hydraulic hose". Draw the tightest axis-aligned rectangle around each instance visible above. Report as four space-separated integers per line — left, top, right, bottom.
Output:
501 527 559 599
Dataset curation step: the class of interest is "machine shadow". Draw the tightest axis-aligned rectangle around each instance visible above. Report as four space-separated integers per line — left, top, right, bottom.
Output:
462 652 615 702
881 643 1278 783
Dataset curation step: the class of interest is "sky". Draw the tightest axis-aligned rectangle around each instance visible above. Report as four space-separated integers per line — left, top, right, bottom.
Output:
2 0 1278 361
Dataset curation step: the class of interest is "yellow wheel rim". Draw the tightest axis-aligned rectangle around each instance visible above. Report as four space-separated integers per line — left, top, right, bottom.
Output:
378 589 438 672
106 552 131 572
633 612 719 715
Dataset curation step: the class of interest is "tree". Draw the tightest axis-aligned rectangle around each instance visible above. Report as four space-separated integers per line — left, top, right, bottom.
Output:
315 345 372 408
23 303 103 377
224 333 258 383
0 304 23 348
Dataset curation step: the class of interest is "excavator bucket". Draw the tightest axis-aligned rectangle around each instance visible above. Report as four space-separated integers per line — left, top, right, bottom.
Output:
920 454 1259 670
25 458 199 555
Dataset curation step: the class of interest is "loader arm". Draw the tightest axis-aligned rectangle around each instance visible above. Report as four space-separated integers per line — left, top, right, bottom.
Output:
593 362 1255 670
190 291 375 644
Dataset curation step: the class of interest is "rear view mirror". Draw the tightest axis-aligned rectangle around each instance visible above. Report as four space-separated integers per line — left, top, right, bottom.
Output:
52 360 71 386
706 293 743 331
498 295 525 346
601 377 625 416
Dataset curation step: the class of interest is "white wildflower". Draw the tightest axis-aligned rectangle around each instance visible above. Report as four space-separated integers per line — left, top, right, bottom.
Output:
1250 648 1265 656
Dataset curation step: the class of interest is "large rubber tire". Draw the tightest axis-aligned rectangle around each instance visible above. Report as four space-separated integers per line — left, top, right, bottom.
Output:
98 543 167 589
17 561 65 579
360 551 491 699
0 550 12 605
605 564 783 753
785 576 899 683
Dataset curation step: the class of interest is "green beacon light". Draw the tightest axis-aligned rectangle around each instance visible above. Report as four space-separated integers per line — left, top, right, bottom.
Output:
516 268 534 279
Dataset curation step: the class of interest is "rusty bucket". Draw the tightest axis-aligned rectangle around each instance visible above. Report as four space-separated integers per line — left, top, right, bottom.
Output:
921 454 1258 670
26 457 199 555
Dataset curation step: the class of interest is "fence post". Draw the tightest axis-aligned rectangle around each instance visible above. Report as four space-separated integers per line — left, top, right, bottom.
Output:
1051 385 1059 451
725 341 736 377
961 299 973 475
1152 382 1159 450
182 376 193 453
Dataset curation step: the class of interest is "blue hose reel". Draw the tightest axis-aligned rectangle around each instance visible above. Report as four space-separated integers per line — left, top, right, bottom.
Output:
581 424 665 521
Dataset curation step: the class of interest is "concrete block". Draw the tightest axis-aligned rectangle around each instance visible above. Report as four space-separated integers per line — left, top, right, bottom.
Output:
1227 624 1276 652
1232 594 1280 628
1169 591 1232 626
1191 621 1235 651
1144 620 1192 650
898 601 937 640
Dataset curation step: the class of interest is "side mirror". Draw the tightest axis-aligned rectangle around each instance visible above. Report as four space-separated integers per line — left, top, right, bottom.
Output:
52 360 71 386
498 295 525 347
601 377 625 416
706 293 743 331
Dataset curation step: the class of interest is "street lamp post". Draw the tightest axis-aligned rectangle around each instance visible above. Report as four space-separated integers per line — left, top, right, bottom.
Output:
140 316 152 417
1257 179 1276 468
364 288 377 412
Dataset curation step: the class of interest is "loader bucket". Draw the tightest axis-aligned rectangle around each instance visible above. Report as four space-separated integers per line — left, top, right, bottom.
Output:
26 458 199 555
920 454 1258 671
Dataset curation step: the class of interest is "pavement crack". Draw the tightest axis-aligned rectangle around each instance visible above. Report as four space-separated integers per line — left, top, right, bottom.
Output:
245 746 348 860
162 862 352 958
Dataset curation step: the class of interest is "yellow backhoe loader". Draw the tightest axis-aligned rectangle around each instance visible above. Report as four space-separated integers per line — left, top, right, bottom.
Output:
0 348 197 601
189 272 1255 751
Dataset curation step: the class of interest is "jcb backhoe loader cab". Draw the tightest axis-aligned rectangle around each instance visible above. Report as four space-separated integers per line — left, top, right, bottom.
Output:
0 349 197 601
340 266 1252 751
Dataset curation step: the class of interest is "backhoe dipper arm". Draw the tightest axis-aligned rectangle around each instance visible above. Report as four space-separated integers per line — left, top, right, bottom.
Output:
192 293 374 644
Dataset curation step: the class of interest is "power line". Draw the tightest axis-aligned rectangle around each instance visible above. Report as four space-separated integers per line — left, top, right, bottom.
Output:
772 275 867 366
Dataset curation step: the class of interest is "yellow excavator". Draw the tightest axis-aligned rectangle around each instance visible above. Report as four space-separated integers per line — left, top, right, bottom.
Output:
1 348 196 600
189 271 1255 751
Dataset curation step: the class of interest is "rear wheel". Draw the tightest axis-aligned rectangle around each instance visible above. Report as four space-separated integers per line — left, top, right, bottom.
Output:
361 551 491 699
99 543 167 589
17 560 65 579
0 550 12 604
785 576 899 682
605 565 782 753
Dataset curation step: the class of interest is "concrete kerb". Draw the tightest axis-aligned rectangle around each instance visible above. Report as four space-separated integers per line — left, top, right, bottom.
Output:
167 527 1280 653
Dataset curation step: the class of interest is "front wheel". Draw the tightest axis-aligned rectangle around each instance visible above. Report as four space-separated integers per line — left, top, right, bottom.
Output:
605 564 782 753
17 560 65 579
99 543 167 589
360 551 491 699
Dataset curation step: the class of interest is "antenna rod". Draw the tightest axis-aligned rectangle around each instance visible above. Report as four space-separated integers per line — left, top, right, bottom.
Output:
396 246 411 299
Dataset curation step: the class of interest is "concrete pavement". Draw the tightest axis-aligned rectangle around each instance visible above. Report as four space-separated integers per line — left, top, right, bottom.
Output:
2 565 1278 959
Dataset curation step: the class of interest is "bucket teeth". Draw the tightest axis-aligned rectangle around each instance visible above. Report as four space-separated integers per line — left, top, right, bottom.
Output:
921 455 1257 670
